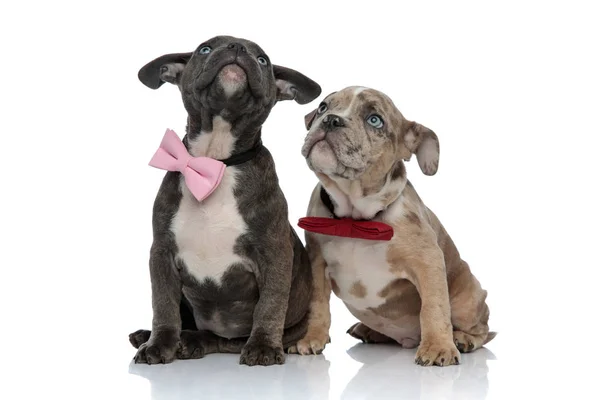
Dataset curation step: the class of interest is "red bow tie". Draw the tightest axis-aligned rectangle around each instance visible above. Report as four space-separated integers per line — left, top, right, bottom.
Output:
298 217 394 241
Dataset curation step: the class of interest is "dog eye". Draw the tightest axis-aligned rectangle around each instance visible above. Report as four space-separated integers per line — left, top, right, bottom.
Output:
198 46 212 55
317 103 328 114
366 114 384 128
257 56 268 66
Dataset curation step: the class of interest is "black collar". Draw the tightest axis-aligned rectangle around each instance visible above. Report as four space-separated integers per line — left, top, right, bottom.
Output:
320 186 390 221
320 187 340 219
219 140 264 166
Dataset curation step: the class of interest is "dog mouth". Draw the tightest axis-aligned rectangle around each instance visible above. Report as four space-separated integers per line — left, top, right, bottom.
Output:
303 129 367 176
301 130 326 158
216 64 248 96
217 64 247 84
195 54 265 98
302 130 340 173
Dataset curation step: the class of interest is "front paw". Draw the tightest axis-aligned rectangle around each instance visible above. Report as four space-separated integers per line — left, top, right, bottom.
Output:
287 329 330 355
240 342 285 366
177 331 212 360
415 339 460 367
133 330 180 365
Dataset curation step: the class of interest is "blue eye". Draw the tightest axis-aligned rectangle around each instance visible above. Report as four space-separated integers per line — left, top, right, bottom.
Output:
198 46 212 55
257 56 268 65
367 114 384 128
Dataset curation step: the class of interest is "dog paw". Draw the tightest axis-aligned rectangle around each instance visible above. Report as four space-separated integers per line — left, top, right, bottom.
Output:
453 330 484 353
415 340 460 367
287 330 330 355
240 342 285 366
129 329 151 349
133 330 180 365
347 322 395 344
177 331 211 360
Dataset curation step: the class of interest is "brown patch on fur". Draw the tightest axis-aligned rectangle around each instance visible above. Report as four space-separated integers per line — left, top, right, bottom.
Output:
369 279 421 319
406 211 421 228
349 280 367 298
390 161 406 181
378 278 408 298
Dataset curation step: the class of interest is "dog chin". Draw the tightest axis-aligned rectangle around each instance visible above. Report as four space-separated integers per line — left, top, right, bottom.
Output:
307 141 341 174
217 64 248 97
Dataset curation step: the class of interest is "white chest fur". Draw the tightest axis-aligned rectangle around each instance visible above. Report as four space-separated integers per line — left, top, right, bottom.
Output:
315 183 412 311
188 116 236 159
170 117 247 283
171 169 247 283
322 237 395 310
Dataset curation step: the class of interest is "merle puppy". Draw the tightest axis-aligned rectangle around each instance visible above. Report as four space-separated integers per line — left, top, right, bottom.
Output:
129 36 321 366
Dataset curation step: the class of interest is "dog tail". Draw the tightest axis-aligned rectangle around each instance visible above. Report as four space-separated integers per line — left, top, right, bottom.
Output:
483 331 497 345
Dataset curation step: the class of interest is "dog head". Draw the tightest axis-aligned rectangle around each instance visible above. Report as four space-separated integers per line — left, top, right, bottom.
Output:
302 86 439 185
138 35 321 145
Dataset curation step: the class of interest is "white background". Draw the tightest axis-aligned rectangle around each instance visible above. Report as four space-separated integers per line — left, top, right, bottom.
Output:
2 1 599 399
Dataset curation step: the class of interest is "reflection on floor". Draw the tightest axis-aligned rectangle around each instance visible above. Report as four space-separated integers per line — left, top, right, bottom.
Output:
129 335 496 400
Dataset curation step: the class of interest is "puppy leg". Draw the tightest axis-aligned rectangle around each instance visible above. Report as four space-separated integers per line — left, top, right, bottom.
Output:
450 262 495 352
347 322 396 344
288 235 331 355
239 227 294 367
129 299 196 349
133 245 182 365
408 251 460 367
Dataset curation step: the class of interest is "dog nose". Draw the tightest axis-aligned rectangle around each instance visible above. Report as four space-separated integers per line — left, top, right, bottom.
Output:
227 42 247 53
323 114 345 130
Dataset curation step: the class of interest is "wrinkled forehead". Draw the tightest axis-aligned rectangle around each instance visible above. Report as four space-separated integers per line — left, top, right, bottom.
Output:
324 87 400 119
199 35 266 55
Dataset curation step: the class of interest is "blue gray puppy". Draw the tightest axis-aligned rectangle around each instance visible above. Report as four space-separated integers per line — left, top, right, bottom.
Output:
129 36 321 366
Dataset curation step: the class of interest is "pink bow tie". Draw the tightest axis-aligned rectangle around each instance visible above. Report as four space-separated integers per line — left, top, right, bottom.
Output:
149 129 226 201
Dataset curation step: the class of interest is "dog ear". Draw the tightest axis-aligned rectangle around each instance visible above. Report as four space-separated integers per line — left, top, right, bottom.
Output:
138 52 192 89
403 121 440 176
304 109 317 129
273 65 321 104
